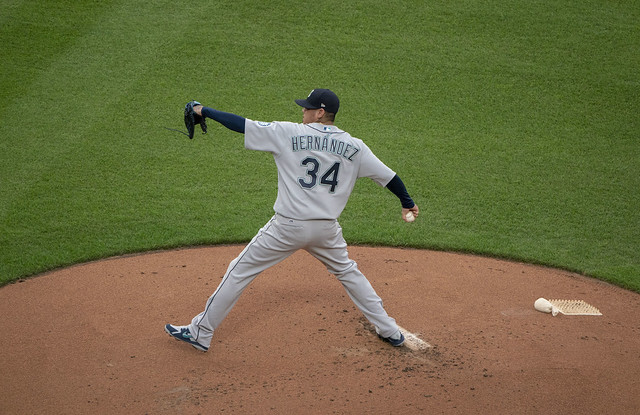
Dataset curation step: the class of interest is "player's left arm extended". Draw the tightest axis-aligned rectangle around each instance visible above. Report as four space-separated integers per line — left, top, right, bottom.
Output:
197 106 246 133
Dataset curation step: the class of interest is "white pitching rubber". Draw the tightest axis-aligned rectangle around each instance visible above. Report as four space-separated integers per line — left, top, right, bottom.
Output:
398 326 432 351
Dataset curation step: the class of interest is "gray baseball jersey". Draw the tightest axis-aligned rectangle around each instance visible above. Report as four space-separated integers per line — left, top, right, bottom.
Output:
186 119 401 349
245 120 396 220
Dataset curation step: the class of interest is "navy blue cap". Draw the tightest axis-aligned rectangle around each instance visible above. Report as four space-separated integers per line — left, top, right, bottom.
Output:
295 89 340 114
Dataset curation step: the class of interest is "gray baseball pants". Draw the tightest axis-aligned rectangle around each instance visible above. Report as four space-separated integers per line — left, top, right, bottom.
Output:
189 214 399 347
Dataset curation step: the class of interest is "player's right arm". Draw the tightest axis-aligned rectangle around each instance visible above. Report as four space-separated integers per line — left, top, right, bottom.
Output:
386 174 419 222
357 142 419 222
386 174 415 209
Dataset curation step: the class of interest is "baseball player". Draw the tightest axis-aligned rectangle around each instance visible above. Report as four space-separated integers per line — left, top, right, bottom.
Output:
165 89 419 352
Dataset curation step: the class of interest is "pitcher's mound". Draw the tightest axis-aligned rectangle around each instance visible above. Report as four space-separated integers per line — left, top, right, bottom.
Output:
1 246 638 414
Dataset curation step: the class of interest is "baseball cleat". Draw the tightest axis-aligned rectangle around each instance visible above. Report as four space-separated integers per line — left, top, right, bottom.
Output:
164 324 208 352
378 330 405 347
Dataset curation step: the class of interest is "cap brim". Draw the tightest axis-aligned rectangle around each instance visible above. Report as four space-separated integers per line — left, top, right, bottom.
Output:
295 99 319 109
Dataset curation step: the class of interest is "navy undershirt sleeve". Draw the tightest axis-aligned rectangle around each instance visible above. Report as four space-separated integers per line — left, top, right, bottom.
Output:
201 107 246 133
386 174 415 208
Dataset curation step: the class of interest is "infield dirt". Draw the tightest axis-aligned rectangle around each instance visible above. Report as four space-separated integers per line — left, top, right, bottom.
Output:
1 246 638 414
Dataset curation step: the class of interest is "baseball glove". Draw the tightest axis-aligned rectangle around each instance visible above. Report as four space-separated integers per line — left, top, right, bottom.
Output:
184 100 207 139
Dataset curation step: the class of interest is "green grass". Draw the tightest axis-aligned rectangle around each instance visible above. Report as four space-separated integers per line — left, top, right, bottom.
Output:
1 0 638 291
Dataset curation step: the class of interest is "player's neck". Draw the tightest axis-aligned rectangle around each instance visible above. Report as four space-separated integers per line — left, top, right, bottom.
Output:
305 121 334 126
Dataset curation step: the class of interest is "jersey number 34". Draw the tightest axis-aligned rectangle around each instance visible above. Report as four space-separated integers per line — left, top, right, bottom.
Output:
298 157 340 193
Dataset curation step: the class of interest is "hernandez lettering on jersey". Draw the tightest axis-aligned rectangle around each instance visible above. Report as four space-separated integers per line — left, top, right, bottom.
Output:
244 119 396 220
290 135 360 161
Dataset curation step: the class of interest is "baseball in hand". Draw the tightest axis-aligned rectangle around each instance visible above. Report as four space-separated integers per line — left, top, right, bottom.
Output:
405 211 415 222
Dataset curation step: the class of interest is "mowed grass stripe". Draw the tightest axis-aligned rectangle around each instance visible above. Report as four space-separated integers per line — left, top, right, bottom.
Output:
0 1 638 291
